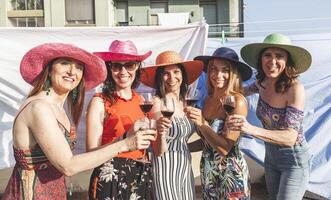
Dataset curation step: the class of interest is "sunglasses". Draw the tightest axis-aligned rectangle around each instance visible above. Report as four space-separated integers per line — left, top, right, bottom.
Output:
108 62 139 72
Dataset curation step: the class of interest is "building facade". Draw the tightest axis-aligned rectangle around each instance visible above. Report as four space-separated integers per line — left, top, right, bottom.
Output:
0 0 243 36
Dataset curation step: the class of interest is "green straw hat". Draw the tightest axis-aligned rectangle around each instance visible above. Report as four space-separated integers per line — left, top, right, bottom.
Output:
240 33 312 74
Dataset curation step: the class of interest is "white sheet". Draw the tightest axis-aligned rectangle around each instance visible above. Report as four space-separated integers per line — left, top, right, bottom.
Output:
0 22 208 168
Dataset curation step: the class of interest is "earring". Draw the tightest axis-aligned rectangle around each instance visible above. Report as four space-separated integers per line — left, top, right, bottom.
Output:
72 87 78 103
43 77 51 95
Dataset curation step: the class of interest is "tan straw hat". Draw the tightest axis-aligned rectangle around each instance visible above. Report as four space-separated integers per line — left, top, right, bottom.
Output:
140 51 204 88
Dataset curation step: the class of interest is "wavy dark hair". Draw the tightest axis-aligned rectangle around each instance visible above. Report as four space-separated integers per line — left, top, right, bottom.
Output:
28 59 85 127
154 64 188 101
256 48 298 93
102 61 142 104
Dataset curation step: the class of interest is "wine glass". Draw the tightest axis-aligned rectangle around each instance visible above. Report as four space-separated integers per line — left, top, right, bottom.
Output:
185 86 200 107
223 95 235 115
161 96 175 118
139 92 153 117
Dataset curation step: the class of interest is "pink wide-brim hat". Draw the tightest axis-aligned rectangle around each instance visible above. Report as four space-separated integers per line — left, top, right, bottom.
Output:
141 51 204 88
20 43 107 90
93 40 152 62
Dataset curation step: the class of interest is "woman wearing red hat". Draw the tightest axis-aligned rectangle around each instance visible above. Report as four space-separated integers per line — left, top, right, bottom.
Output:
2 43 154 200
185 47 253 199
140 50 204 200
87 40 155 200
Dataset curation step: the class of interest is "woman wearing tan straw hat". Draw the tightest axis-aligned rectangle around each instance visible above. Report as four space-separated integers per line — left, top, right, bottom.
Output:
227 33 312 200
185 47 252 199
2 43 155 200
87 40 155 200
140 50 204 200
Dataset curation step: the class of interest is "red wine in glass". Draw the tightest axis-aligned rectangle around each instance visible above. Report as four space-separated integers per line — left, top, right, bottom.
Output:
223 104 235 114
223 95 235 115
161 110 174 118
185 98 198 106
140 103 153 114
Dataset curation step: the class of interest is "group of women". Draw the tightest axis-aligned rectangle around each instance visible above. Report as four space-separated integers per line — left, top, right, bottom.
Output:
3 33 312 200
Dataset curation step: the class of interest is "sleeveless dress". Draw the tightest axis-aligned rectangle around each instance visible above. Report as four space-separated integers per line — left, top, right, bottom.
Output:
2 100 76 200
151 116 196 200
200 119 250 200
88 92 153 200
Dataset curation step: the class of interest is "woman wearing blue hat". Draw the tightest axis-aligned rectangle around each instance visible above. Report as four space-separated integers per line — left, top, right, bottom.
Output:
186 47 253 199
227 33 312 200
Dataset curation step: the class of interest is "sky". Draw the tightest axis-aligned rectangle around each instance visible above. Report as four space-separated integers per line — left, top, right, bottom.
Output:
243 0 331 37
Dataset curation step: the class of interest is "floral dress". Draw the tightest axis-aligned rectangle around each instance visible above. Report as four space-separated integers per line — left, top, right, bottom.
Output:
88 92 153 200
200 119 250 200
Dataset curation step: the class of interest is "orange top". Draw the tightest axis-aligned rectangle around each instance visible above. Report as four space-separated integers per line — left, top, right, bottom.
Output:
95 92 144 159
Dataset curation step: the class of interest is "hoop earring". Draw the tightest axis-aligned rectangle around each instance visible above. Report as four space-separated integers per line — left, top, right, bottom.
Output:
43 77 51 95
72 87 78 103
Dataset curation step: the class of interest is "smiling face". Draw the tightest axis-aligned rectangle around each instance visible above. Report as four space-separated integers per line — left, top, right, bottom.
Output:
110 61 139 90
50 58 84 94
261 47 288 79
162 64 183 94
208 58 231 90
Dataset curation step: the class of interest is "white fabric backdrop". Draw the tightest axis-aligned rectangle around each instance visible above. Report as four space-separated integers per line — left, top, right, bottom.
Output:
0 22 208 168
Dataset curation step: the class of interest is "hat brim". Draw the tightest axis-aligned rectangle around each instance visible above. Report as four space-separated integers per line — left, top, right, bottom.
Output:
141 60 204 88
241 43 312 74
20 43 107 90
194 55 253 81
93 51 152 62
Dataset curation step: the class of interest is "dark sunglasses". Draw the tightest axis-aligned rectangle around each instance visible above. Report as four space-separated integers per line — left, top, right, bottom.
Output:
108 62 139 72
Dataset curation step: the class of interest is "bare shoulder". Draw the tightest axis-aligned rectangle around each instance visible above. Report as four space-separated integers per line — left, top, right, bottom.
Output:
233 93 248 116
287 82 305 109
28 99 54 116
88 96 105 109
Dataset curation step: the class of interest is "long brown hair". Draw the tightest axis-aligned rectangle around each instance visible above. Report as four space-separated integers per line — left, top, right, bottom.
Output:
28 59 86 127
207 59 243 96
102 61 142 104
256 48 298 93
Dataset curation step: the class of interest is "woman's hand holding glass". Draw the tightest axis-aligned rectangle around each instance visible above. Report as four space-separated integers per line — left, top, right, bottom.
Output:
226 114 253 135
156 116 174 140
184 106 205 126
124 118 157 151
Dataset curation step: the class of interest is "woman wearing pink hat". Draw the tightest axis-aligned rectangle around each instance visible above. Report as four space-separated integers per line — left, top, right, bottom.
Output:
2 43 155 200
87 40 155 200
140 50 204 200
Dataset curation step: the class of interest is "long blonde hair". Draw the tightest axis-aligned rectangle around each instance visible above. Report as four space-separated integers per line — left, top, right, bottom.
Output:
207 58 243 96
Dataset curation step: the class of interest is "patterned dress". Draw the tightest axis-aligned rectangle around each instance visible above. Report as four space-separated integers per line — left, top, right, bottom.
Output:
2 122 76 200
200 119 250 200
151 116 196 200
88 92 153 200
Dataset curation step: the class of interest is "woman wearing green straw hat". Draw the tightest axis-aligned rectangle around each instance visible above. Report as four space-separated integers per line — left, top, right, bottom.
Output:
227 33 312 200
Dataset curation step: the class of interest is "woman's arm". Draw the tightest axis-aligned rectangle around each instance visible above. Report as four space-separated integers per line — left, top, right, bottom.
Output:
227 83 304 147
150 97 170 156
28 101 155 176
86 96 104 151
186 94 247 156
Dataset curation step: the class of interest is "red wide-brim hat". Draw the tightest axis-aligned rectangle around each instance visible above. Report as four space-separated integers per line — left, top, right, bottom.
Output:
141 51 204 88
93 40 152 62
20 43 107 90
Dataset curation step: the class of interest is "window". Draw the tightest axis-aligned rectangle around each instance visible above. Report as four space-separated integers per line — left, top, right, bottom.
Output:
11 0 43 10
149 0 168 25
115 1 128 26
8 0 44 27
65 0 95 25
